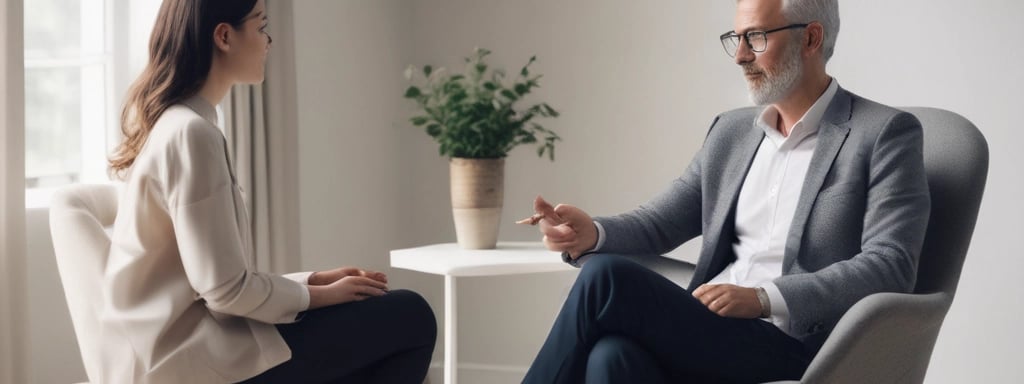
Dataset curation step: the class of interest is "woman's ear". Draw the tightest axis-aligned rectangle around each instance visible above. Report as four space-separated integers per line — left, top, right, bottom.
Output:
213 23 232 52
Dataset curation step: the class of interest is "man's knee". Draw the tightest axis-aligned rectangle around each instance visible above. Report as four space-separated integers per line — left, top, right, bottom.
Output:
586 335 664 383
587 335 632 368
577 255 645 287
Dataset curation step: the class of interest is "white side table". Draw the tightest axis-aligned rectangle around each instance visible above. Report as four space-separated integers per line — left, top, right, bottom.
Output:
390 242 576 384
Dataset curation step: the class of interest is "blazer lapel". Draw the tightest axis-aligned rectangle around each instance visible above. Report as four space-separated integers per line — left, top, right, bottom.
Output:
692 122 765 288
783 88 853 271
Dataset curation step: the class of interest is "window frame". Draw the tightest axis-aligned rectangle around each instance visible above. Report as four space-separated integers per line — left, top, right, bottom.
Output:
24 0 155 208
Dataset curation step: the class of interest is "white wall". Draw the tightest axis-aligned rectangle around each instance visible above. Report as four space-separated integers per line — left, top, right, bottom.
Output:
830 2 1023 383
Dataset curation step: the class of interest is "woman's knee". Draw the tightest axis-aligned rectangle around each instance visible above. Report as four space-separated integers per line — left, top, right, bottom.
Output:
384 289 437 342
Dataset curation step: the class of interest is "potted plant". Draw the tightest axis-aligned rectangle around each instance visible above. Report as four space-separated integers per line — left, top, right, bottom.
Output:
404 48 560 249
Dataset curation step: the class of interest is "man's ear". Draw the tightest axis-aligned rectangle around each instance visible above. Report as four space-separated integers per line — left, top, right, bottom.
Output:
213 23 232 52
804 22 825 56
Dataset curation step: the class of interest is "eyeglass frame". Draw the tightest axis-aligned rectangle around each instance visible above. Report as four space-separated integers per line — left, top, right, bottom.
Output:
719 23 809 57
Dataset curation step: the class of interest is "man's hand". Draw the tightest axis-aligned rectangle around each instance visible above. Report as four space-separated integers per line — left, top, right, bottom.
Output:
309 267 388 286
692 283 762 319
532 196 598 259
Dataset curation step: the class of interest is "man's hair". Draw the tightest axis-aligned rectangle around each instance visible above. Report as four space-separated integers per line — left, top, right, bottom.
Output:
781 0 840 63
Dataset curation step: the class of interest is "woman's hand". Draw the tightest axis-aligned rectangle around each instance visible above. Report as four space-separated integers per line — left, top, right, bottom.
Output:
309 267 387 286
308 274 389 309
306 266 389 309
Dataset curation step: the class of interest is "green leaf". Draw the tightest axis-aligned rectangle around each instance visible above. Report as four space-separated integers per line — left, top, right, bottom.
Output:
410 116 430 126
483 82 498 91
423 65 433 77
543 104 560 117
500 89 518 101
426 124 442 137
449 92 468 104
404 86 422 98
521 55 536 76
514 83 530 96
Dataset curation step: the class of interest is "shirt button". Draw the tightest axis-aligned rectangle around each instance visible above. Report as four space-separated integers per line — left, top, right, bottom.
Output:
770 185 778 195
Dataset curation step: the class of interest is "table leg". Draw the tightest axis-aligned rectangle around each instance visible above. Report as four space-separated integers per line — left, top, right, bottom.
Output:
444 275 457 384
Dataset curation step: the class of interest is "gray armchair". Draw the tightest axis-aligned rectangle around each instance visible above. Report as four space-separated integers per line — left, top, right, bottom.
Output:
635 107 988 384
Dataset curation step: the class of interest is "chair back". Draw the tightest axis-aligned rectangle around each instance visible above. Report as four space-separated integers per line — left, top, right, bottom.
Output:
783 109 989 384
902 107 988 297
49 184 119 382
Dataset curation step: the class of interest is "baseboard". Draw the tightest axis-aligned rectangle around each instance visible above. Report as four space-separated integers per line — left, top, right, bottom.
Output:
424 361 530 384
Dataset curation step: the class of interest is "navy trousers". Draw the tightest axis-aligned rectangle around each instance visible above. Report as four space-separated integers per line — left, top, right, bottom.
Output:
242 289 437 384
522 255 811 384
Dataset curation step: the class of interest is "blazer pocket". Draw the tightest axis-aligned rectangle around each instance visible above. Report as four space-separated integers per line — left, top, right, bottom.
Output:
817 181 864 199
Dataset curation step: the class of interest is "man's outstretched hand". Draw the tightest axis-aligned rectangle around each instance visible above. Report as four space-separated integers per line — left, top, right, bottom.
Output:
522 196 598 260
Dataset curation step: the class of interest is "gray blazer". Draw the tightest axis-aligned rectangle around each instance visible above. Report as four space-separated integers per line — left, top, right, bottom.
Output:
595 87 931 353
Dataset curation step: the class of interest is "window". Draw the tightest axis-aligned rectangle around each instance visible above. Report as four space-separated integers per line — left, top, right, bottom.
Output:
23 0 159 200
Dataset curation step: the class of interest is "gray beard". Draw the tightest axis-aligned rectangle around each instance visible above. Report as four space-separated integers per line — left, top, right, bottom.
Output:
746 44 803 106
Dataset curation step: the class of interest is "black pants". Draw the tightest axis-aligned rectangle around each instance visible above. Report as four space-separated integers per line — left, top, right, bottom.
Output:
243 289 437 384
522 255 811 384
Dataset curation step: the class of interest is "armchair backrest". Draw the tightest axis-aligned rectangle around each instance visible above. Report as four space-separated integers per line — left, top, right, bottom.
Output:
49 184 119 382
902 107 988 297
795 108 989 384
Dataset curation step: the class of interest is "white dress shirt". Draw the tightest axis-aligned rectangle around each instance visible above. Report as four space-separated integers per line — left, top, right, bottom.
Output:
104 96 311 383
707 79 839 333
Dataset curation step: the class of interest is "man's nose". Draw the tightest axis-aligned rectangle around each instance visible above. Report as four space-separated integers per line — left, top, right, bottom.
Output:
734 38 755 65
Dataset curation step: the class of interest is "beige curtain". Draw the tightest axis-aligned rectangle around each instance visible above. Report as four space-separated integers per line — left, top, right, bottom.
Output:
0 0 27 382
221 0 301 274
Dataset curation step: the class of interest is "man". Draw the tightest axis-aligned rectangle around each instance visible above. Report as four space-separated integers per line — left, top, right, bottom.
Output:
521 0 930 382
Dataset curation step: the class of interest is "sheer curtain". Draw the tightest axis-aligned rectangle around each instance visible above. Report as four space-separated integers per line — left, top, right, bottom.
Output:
221 0 301 274
0 0 27 382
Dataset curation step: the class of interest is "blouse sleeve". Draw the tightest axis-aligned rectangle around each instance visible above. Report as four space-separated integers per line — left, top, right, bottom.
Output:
165 118 309 324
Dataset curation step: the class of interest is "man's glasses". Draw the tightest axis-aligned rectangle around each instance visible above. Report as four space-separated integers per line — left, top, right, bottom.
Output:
719 23 808 57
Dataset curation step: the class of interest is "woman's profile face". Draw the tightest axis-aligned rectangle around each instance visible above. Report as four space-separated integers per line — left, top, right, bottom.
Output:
227 0 271 84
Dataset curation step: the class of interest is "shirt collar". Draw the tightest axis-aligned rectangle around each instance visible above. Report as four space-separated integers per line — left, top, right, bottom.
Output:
180 95 219 125
755 78 839 148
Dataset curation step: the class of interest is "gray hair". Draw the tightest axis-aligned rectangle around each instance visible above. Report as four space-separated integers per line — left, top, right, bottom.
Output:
781 0 840 62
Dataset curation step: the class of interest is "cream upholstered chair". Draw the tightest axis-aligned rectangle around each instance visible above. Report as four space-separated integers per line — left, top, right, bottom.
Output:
636 107 988 384
49 184 129 383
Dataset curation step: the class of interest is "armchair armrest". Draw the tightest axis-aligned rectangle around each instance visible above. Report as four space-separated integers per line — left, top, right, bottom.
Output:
800 292 952 384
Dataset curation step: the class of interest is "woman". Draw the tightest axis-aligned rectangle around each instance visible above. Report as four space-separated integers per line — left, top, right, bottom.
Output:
105 1 436 383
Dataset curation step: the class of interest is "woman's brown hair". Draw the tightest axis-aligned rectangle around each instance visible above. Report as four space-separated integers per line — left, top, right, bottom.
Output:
109 0 258 177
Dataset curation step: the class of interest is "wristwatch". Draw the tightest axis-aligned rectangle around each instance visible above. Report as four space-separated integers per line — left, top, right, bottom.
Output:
755 287 771 318
561 251 597 268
